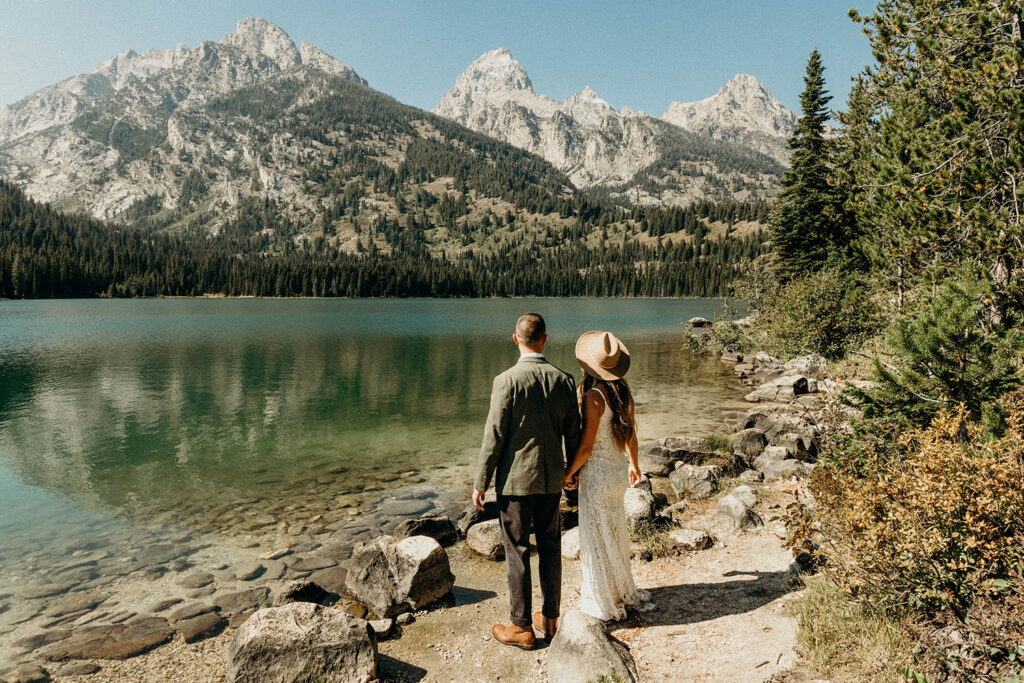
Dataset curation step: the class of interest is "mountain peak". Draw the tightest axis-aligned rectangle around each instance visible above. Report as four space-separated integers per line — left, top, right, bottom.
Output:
222 17 300 68
299 41 367 84
462 47 533 92
662 74 798 159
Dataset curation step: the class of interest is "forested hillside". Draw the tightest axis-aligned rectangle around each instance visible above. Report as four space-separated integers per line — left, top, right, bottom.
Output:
0 180 766 298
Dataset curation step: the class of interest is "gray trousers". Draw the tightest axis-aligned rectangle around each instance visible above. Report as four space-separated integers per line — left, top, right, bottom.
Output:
497 493 562 627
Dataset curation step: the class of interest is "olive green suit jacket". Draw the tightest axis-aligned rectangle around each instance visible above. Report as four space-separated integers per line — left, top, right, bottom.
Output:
475 355 583 496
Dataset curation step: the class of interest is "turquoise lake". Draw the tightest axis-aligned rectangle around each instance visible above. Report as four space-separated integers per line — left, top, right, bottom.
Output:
0 298 747 597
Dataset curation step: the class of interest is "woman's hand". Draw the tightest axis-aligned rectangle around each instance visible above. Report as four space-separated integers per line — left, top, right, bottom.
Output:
564 471 579 491
628 464 642 488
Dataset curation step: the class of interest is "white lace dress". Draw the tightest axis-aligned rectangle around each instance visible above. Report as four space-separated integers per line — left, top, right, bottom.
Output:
577 388 651 621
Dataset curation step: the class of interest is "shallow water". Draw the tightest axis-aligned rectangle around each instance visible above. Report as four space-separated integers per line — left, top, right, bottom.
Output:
0 298 746 602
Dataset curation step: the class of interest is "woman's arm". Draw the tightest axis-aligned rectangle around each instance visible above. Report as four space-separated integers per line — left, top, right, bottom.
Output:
626 400 641 486
565 390 604 481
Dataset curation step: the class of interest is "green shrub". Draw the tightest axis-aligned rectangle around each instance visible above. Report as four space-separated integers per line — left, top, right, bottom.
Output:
753 266 878 359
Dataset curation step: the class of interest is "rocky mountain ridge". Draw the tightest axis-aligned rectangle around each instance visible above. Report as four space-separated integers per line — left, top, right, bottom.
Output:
434 48 791 203
662 74 799 165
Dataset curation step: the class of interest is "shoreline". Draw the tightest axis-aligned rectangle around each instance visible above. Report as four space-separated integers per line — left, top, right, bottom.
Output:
1 333 822 682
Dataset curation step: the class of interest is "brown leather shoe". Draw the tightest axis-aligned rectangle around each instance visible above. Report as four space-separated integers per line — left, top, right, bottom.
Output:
533 612 557 639
491 623 535 650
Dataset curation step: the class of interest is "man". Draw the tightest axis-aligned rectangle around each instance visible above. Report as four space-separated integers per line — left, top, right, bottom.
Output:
473 312 582 650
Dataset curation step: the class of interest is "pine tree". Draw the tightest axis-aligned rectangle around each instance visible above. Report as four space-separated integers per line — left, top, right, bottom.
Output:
850 1 1024 319
848 274 1022 431
769 48 841 278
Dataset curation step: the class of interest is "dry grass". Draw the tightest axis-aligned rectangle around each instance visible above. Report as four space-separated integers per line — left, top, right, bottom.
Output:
790 575 915 681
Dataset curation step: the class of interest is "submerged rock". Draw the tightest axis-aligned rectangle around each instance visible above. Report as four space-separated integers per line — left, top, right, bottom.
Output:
39 617 173 660
227 603 377 683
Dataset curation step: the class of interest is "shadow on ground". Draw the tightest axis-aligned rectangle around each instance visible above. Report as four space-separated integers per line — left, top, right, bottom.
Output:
379 653 429 682
624 569 797 628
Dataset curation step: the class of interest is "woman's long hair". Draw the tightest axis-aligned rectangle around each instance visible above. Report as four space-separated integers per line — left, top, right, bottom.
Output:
579 374 635 450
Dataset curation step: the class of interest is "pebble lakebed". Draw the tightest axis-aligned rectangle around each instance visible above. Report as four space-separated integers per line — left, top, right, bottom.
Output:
0 460 475 674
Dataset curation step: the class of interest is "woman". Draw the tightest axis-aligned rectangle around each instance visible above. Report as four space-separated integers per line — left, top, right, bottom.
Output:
564 331 651 621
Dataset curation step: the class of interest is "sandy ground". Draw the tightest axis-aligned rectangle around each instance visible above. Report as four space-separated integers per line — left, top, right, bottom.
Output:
54 486 803 683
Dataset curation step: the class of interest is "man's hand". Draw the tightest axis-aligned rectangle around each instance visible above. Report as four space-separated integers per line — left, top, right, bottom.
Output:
564 472 578 491
472 488 486 511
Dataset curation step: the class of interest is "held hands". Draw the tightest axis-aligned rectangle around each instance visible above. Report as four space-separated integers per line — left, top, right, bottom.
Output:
564 470 579 491
472 488 486 511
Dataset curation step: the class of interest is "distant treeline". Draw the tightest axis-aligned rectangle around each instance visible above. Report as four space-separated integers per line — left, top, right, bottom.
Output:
0 181 765 299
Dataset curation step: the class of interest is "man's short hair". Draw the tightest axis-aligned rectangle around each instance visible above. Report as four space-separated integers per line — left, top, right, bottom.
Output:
516 313 546 345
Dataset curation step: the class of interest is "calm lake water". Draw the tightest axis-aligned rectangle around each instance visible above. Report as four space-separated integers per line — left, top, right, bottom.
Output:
0 298 745 605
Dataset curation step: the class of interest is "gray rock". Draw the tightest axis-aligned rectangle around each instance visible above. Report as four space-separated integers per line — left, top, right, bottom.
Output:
168 603 215 624
368 618 395 640
291 556 337 572
227 603 377 683
395 612 414 626
561 527 580 560
176 572 214 589
308 567 348 595
465 519 505 561
730 485 758 508
716 494 762 531
730 429 767 459
547 609 638 683
345 535 455 618
656 501 689 524
686 316 711 328
53 662 100 676
455 502 497 538
235 563 266 581
762 460 811 481
623 487 655 529
175 612 226 643
669 465 721 500
782 353 827 379
772 432 818 460
2 664 50 683
667 529 714 551
146 598 182 614
39 617 173 660
637 442 677 477
273 581 329 606
213 587 272 628
739 469 764 483
393 514 458 547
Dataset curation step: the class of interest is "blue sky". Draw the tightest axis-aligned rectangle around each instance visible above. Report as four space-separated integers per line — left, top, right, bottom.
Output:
0 1 873 114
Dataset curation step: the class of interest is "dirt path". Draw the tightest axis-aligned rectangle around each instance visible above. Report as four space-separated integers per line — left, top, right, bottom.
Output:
375 487 802 682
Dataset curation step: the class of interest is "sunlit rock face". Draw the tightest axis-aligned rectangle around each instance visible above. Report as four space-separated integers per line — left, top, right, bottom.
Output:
435 49 789 205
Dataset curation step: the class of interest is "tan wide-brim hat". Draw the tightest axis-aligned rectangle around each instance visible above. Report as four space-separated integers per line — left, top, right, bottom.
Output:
575 331 630 380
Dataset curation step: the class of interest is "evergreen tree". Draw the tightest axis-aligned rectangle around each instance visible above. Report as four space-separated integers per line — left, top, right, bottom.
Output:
848 274 1022 432
770 49 842 277
850 1 1024 319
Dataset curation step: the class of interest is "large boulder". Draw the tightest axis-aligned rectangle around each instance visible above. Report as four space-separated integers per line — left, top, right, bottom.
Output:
717 488 762 531
782 353 827 379
771 432 819 460
465 519 505 560
753 446 792 472
344 535 454 618
393 514 458 547
623 487 655 530
546 609 638 683
762 460 812 481
730 429 767 460
227 602 377 683
744 374 811 402
669 465 720 500
638 442 678 477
